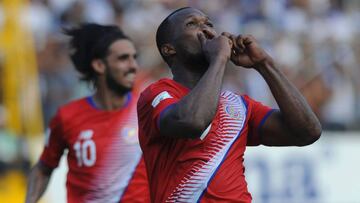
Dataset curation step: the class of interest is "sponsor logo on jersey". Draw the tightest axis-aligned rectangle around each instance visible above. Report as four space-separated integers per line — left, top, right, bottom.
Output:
121 126 139 144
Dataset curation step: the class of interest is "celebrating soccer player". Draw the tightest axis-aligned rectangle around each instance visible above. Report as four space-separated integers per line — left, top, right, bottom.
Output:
25 24 150 203
137 7 321 202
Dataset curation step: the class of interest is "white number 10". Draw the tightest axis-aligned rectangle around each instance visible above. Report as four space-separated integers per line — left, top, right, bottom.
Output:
73 130 96 167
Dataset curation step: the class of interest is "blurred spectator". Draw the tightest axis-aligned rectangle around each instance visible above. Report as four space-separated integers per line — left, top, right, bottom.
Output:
36 34 81 126
0 105 30 172
0 106 30 202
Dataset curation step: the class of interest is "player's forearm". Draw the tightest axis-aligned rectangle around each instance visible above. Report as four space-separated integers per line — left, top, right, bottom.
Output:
162 57 227 138
255 59 322 144
25 163 52 203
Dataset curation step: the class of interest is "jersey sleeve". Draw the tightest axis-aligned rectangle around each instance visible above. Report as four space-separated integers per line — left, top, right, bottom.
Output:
137 83 181 138
39 111 67 169
243 95 275 146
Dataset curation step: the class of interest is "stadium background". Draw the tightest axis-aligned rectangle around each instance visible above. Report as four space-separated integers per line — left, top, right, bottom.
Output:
0 0 359 202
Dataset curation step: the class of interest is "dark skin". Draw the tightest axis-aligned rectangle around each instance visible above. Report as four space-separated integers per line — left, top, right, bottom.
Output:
159 8 321 146
160 8 231 138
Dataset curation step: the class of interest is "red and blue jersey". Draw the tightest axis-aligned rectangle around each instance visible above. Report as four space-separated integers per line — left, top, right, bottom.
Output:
40 92 150 203
137 79 273 203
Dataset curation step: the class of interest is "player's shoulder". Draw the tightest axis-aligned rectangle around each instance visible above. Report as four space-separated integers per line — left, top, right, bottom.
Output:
143 78 177 92
47 97 88 129
139 78 178 103
58 97 88 111
56 97 89 118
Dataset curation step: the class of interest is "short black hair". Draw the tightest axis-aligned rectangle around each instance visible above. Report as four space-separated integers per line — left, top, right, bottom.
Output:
156 7 191 65
64 23 129 86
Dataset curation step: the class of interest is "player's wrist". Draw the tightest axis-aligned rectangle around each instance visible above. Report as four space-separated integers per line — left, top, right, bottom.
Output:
209 54 229 67
253 56 274 72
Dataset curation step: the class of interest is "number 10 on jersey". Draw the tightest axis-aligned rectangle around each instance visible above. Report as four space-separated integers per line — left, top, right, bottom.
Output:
73 130 97 167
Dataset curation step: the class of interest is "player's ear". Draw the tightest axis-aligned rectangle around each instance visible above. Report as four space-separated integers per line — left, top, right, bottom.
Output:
91 59 106 74
161 44 176 57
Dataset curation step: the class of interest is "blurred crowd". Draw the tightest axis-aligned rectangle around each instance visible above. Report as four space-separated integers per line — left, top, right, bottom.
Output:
3 0 357 130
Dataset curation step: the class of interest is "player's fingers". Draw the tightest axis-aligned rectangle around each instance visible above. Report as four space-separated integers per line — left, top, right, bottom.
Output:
230 34 243 54
242 35 255 46
197 32 207 47
221 32 234 48
236 35 246 51
221 32 233 38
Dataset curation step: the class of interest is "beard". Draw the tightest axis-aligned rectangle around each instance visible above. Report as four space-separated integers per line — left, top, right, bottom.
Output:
105 66 132 96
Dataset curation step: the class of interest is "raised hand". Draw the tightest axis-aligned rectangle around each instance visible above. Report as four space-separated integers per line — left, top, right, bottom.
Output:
222 32 272 68
197 32 232 63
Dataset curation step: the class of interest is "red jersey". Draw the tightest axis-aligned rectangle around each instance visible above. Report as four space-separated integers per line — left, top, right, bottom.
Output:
40 92 150 203
137 79 274 203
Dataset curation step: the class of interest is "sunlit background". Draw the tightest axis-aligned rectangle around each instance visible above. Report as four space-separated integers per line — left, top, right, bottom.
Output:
0 0 359 202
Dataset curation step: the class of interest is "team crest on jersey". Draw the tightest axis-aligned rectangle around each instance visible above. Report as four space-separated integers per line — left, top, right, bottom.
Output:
120 126 139 144
224 105 242 119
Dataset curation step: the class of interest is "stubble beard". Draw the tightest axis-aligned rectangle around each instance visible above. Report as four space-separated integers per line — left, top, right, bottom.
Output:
105 67 132 97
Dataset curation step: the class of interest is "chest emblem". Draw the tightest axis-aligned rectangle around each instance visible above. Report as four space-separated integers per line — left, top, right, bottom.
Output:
224 105 242 119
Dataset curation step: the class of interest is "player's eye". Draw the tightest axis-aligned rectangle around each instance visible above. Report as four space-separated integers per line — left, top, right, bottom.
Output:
186 21 196 27
118 55 129 61
206 22 214 28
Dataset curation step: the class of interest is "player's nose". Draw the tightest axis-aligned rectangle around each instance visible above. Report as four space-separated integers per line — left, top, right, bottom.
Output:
128 57 139 72
201 27 216 40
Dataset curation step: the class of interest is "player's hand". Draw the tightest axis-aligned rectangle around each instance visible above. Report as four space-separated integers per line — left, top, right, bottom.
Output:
197 32 232 63
222 32 273 69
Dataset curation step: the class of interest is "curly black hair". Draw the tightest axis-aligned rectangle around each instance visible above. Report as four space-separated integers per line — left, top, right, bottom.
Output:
64 23 129 86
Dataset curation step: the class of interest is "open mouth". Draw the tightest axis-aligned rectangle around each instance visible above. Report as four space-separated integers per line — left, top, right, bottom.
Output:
125 72 136 82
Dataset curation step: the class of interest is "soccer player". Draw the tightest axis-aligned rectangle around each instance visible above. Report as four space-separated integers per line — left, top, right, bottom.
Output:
137 7 322 203
25 24 150 203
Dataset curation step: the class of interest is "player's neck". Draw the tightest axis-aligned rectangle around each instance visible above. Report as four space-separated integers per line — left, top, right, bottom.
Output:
92 89 128 111
172 64 206 89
